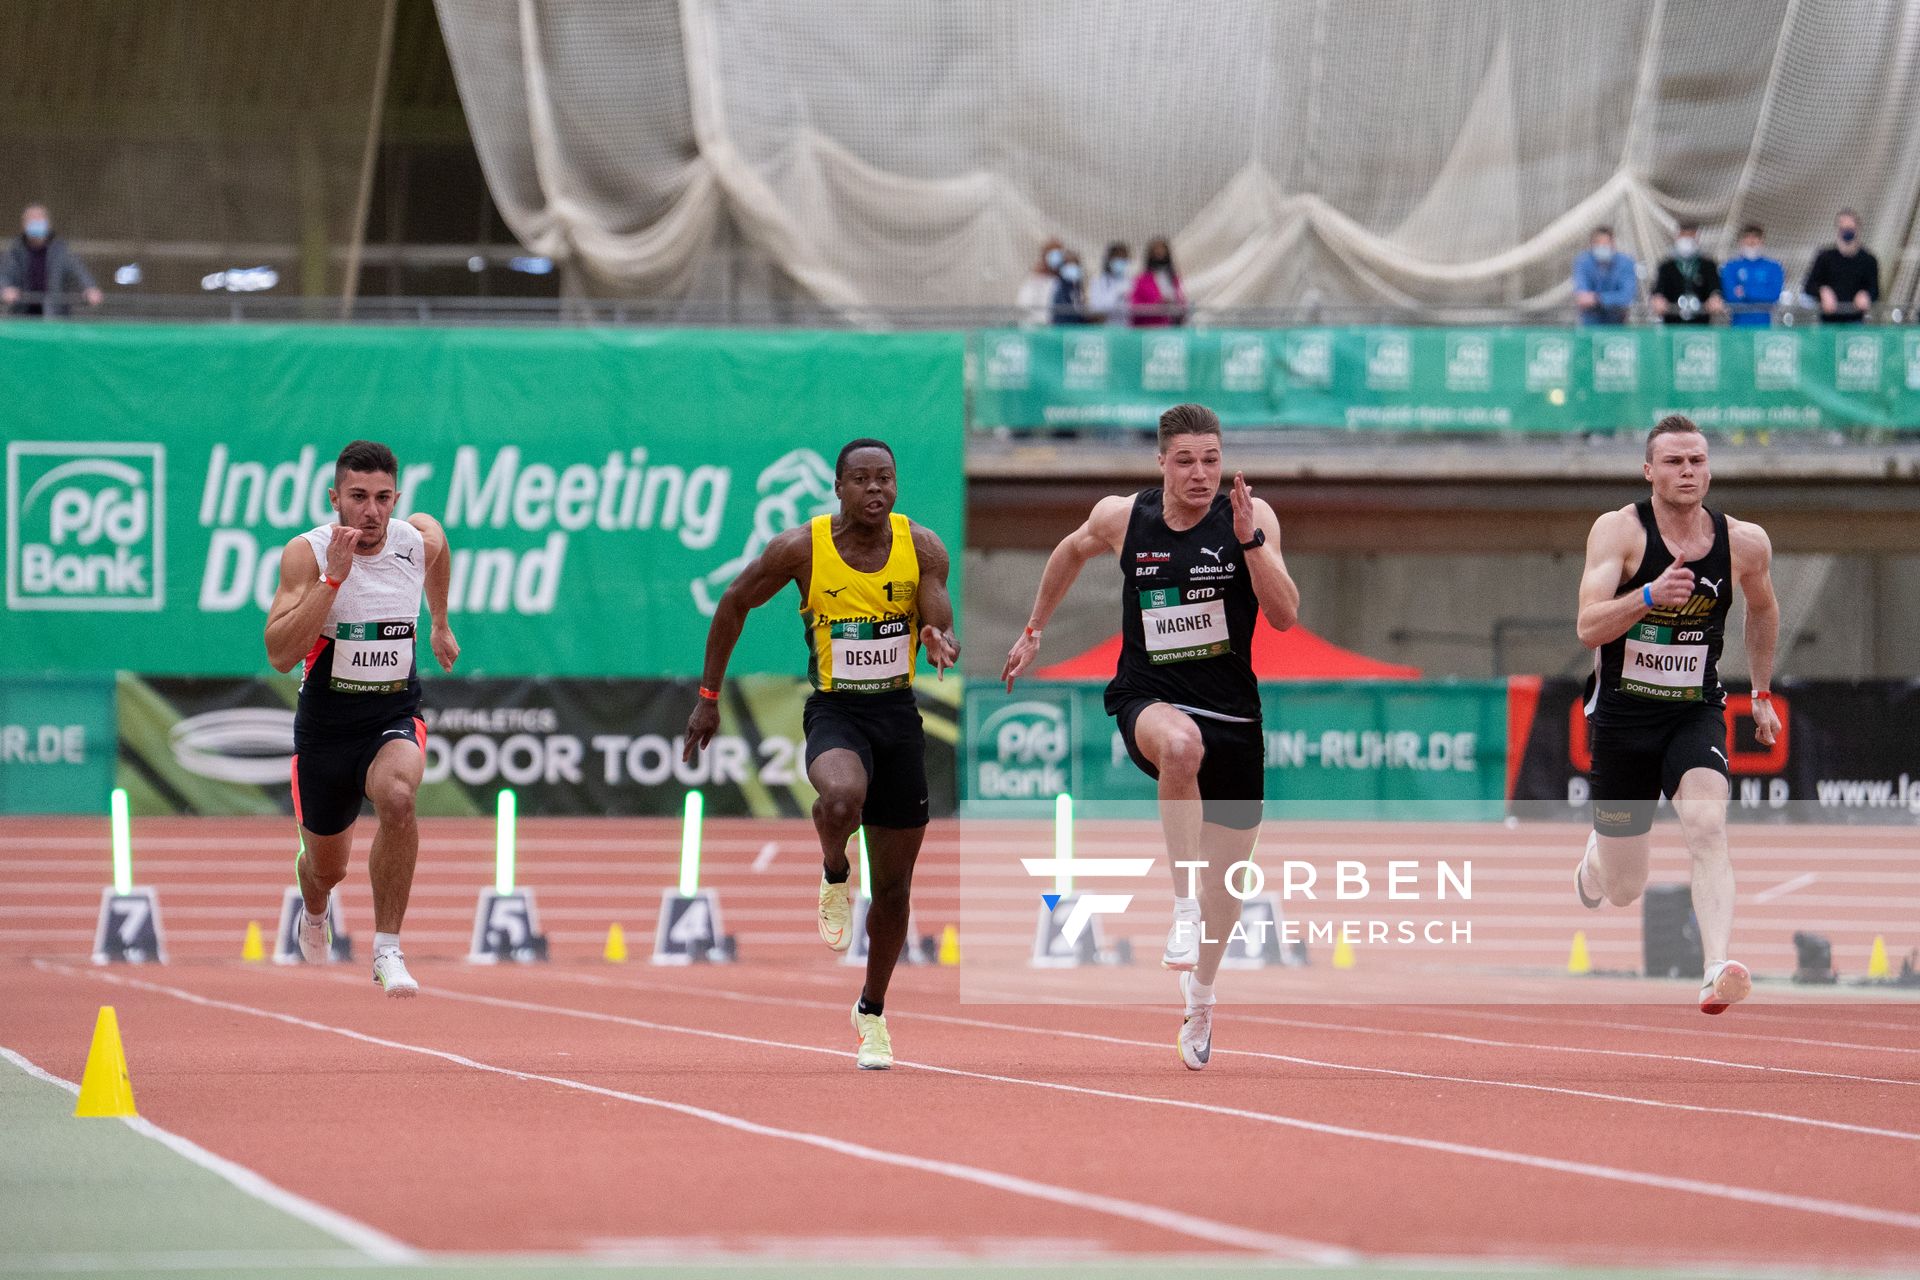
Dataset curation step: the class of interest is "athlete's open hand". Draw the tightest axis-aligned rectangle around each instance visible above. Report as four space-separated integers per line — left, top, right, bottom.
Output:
1648 560 1696 609
921 625 960 679
1229 473 1257 545
1001 627 1041 692
683 697 720 764
1750 695 1780 747
325 525 362 582
430 620 460 672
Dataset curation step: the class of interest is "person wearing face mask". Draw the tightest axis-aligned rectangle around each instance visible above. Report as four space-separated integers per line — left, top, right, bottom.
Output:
1572 226 1638 325
1720 225 1783 328
1802 209 1879 324
1129 236 1187 327
2 204 103 317
1017 238 1066 327
1087 241 1133 326
1050 250 1092 325
1650 222 1723 325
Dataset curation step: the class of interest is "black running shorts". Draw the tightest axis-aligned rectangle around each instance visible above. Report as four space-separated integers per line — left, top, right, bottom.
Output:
802 690 930 830
1112 695 1265 830
1588 704 1729 838
292 714 425 837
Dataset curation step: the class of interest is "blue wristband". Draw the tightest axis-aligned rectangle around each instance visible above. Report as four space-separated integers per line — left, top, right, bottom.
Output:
1641 584 1653 607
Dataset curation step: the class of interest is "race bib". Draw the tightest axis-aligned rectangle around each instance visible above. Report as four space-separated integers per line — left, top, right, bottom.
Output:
330 620 415 693
1139 587 1230 664
1621 622 1706 701
828 617 913 691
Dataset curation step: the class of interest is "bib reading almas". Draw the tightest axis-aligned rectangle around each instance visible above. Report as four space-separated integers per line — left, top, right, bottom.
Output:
802 513 921 694
1586 499 1734 725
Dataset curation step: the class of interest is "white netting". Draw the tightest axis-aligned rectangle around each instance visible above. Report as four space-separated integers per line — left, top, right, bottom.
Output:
436 0 1920 311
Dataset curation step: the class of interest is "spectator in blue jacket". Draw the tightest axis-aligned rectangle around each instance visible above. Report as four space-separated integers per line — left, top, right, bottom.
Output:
1572 226 1638 325
1720 224 1784 327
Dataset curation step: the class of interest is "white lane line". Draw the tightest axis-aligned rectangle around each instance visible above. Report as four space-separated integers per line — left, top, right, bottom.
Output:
752 842 780 872
528 970 1920 1144
0 1045 418 1263
1422 1006 1920 1056
37 963 1346 1263
1752 871 1820 904
403 974 1920 1234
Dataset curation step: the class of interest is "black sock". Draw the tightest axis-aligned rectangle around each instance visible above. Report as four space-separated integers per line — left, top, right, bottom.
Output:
857 995 883 1017
823 862 850 885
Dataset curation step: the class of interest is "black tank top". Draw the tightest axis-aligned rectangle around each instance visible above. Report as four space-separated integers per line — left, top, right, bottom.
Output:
1105 488 1260 722
1585 499 1732 725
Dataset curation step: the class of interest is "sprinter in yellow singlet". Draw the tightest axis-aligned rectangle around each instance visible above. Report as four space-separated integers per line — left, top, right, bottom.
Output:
684 439 959 1069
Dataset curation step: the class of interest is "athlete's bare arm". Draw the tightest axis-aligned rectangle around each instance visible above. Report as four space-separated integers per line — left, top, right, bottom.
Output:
1231 475 1299 630
1002 493 1132 691
264 530 359 673
910 522 961 677
1575 506 1693 649
682 525 812 761
407 513 460 673
1730 517 1781 745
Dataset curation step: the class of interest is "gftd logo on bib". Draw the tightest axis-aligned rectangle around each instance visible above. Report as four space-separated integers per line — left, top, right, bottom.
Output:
6 442 165 611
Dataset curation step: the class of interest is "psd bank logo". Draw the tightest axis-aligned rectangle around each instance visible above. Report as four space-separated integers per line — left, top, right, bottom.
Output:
972 693 1072 800
6 442 165 611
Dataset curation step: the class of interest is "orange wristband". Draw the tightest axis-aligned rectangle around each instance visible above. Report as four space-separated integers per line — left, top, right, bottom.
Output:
322 574 342 591
698 686 721 701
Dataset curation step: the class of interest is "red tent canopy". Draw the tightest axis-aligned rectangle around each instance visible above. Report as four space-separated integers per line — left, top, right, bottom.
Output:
1036 618 1421 680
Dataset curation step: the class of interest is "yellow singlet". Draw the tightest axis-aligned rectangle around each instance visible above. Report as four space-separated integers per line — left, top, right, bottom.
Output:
802 513 920 692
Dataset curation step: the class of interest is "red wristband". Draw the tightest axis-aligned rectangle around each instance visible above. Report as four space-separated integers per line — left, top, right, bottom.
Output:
698 686 721 701
1752 690 1772 702
322 574 342 590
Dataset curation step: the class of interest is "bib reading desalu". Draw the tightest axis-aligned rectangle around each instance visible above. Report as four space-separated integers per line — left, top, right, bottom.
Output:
827 617 913 692
1621 621 1707 701
330 620 416 693
1139 587 1231 664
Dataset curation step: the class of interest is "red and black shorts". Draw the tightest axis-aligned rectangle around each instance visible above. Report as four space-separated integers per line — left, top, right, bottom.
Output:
291 715 426 837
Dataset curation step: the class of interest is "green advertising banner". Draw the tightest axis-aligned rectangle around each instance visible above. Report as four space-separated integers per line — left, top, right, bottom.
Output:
0 674 116 814
2 325 964 678
962 680 1508 818
972 326 1920 431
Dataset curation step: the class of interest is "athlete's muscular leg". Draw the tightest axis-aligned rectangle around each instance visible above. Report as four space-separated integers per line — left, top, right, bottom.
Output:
365 738 426 934
859 825 924 1007
1194 822 1260 985
808 749 869 879
1130 704 1206 893
1673 768 1734 965
297 827 353 916
1587 832 1652 907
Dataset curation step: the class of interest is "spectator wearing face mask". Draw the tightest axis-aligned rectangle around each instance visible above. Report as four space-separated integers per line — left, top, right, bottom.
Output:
1129 237 1187 326
1572 226 1638 325
2 203 103 317
1650 222 1723 325
1087 242 1132 326
1049 250 1091 325
1720 224 1783 327
1803 209 1879 323
1017 238 1065 326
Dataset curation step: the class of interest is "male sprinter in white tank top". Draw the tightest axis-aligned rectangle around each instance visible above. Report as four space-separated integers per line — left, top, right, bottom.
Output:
265 441 459 996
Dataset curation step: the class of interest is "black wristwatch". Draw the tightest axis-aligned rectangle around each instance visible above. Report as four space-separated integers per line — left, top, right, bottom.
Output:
1239 529 1265 551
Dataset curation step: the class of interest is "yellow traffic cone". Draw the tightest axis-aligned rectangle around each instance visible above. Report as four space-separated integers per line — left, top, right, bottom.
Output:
241 921 265 963
1331 936 1356 970
603 923 629 964
1567 930 1592 976
74 1006 137 1118
937 924 961 966
1868 935 1890 979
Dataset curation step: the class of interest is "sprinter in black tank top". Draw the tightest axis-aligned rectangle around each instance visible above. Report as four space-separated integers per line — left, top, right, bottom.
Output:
1004 404 1301 1071
1572 415 1782 1016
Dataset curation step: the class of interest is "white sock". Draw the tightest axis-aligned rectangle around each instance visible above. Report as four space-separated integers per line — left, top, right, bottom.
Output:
1172 896 1200 918
1186 978 1216 1010
303 906 327 925
374 931 402 956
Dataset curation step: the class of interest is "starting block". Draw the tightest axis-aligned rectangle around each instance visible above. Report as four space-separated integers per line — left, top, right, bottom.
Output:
1030 895 1131 968
653 888 737 964
272 887 352 963
92 887 166 965
468 888 550 963
842 898 934 967
1220 895 1305 969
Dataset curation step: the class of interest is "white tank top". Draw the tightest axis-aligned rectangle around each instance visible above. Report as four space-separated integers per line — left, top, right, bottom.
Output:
300 518 426 634
295 518 426 712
